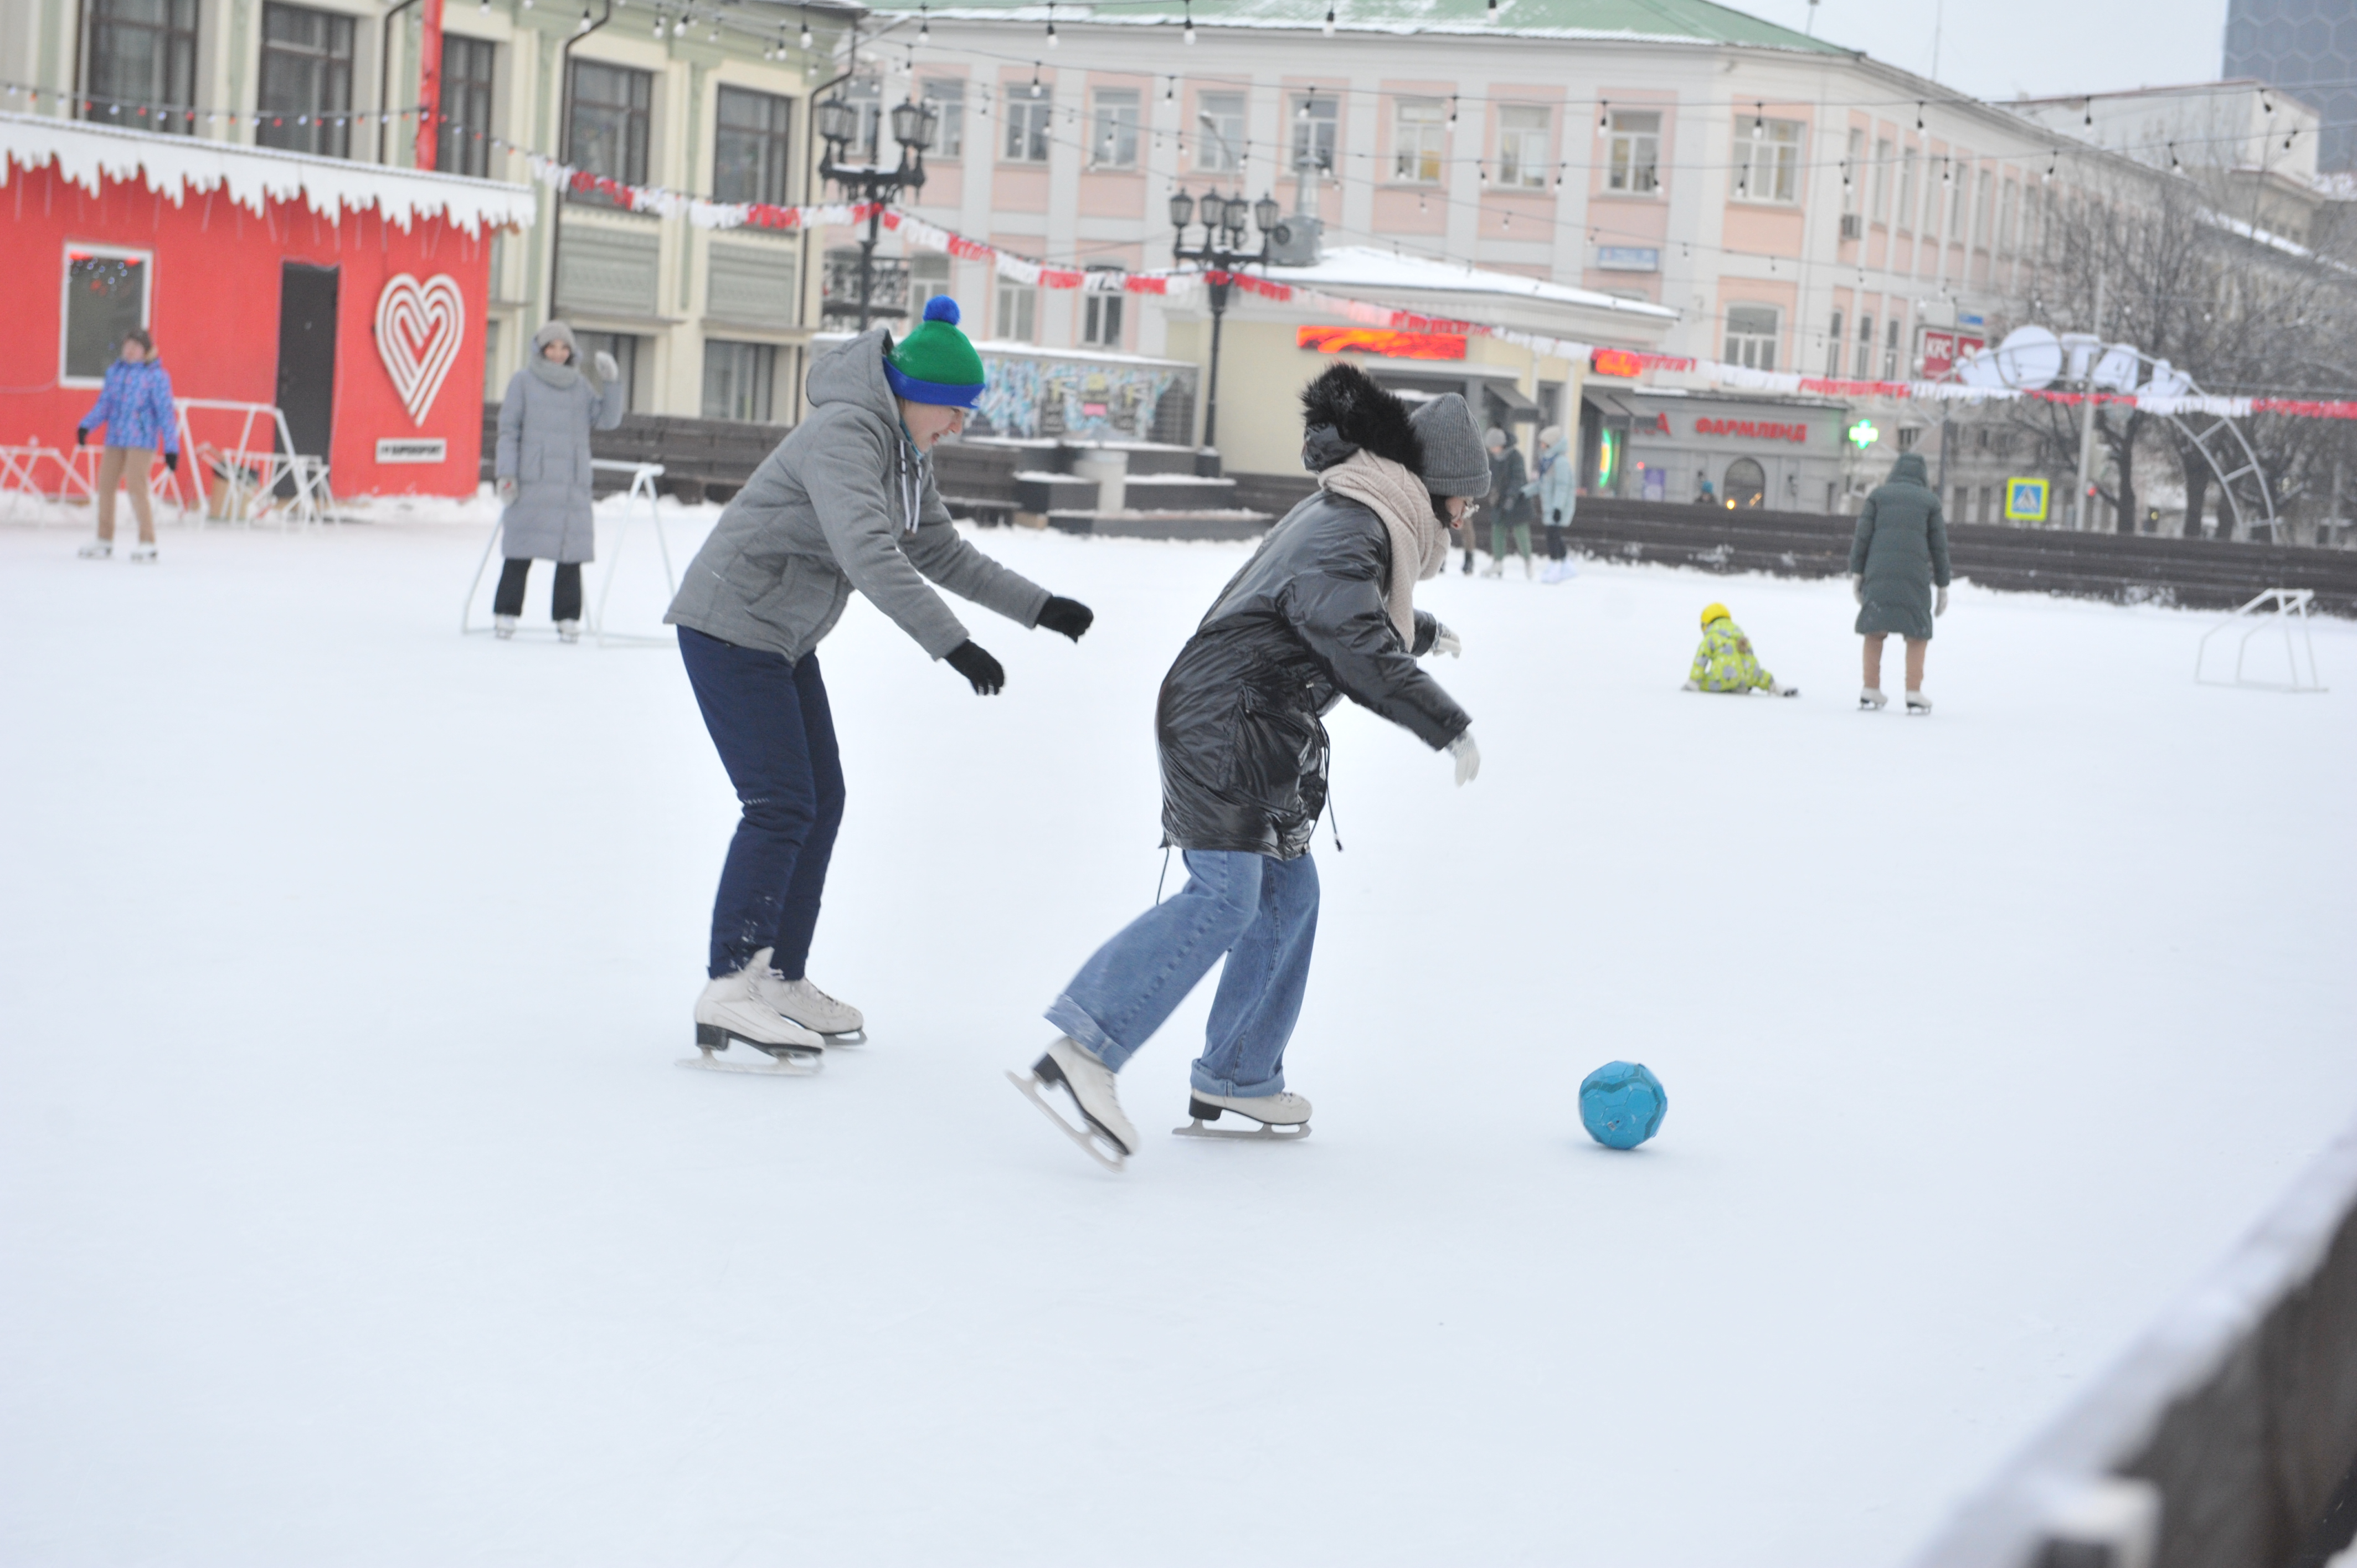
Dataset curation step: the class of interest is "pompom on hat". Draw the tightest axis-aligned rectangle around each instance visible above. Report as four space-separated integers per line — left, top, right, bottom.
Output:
885 297 988 408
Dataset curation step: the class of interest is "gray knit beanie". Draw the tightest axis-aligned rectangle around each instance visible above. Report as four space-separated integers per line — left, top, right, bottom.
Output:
532 319 579 361
1411 393 1489 497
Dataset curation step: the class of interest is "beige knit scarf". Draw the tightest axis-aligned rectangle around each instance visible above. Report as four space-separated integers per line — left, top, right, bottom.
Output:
1318 448 1448 644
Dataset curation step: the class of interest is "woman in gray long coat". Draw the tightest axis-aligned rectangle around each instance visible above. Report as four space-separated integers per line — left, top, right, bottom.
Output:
1849 450 1952 714
492 321 625 641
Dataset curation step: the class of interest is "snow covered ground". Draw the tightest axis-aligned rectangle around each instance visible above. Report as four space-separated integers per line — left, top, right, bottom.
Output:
3 499 2353 1567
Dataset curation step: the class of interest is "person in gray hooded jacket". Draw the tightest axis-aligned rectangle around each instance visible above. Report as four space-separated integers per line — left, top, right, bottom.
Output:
665 298 1095 1070
492 321 625 641
1849 450 1952 714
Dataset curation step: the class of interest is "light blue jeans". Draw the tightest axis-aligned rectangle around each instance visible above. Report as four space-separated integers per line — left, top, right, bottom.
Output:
1046 849 1320 1097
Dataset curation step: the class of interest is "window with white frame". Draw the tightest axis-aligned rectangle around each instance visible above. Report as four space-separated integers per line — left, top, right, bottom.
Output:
995 279 1037 342
1824 309 1844 376
1002 90 1051 163
258 2 354 158
1082 288 1124 348
1884 317 1902 379
1974 168 1994 248
1948 158 1969 236
1731 117 1803 203
61 245 151 383
920 78 964 158
1897 146 1917 230
843 76 884 162
1724 304 1778 370
702 340 776 423
1605 109 1660 193
1290 94 1337 177
1393 98 1445 183
1843 127 1864 213
1998 177 2018 254
1854 313 1875 378
84 0 199 131
1871 138 1892 221
909 252 952 311
1495 104 1550 189
1195 91 1246 173
1090 87 1140 169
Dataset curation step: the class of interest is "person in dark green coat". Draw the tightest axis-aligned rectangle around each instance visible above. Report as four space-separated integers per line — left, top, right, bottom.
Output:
1849 451 1952 714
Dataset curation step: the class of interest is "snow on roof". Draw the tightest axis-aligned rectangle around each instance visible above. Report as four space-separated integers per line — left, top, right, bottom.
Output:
0 112 536 235
1264 245 1680 322
874 0 1844 50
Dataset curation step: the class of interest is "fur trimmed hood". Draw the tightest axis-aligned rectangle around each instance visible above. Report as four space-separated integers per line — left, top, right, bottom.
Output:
1299 362 1424 477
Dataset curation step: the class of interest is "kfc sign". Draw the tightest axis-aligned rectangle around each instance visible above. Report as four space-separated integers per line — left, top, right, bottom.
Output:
1695 416 1809 443
1919 329 1984 379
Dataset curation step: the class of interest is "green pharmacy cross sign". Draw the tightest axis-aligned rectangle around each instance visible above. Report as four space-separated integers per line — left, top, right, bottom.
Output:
1846 419 1880 451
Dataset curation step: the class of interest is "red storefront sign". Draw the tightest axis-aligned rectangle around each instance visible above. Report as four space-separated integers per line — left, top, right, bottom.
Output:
1694 416 1809 443
1296 326 1468 360
1589 348 1643 379
1919 330 1985 379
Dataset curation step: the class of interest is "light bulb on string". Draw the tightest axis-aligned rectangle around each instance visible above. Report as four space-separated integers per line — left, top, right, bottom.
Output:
1044 4 1056 47
1916 102 1924 131
1598 99 1609 132
1751 102 1763 140
1447 96 1457 128
919 4 929 42
1324 6 1335 35
2082 100 2093 127
578 7 591 30
1183 0 1194 44
1165 76 1175 103
799 11 812 49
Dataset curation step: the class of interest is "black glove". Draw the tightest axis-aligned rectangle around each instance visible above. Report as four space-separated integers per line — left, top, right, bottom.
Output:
163 450 179 473
944 639 1005 695
75 427 89 447
1036 595 1094 642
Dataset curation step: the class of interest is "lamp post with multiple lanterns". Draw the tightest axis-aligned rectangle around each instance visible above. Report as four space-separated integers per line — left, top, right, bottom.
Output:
1168 187 1282 453
815 92 938 332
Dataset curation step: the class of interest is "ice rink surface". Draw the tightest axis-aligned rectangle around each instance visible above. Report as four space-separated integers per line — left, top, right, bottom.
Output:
3 502 2353 1567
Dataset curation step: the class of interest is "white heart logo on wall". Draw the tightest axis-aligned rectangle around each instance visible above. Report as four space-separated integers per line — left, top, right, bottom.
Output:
374 273 466 427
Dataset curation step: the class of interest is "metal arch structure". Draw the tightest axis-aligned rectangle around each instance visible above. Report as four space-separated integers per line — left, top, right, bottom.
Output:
1941 344 2279 539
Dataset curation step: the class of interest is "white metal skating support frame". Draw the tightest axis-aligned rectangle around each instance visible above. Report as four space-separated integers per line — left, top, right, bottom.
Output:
460 461 673 646
2193 588 2329 693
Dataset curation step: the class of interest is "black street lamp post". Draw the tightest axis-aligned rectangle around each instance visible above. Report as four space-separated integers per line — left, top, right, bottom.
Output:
817 94 938 332
1170 187 1283 452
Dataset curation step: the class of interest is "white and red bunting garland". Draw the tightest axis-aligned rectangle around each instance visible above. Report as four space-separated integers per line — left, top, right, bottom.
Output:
510 151 2357 423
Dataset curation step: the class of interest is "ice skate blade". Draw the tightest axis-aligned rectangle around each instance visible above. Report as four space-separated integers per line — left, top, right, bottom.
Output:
1172 1118 1310 1141
677 1046 821 1076
820 1027 867 1047
1006 1069 1126 1171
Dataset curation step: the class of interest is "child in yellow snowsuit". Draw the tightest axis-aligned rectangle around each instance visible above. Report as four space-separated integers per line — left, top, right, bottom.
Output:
1684 602 1798 697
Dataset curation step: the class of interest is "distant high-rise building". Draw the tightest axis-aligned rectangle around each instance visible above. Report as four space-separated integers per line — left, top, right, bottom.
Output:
2225 0 2357 172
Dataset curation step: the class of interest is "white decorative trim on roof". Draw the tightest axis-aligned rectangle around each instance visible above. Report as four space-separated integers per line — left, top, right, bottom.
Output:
0 112 535 235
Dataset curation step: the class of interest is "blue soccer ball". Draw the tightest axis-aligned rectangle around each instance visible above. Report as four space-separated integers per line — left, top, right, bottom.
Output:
1579 1061 1667 1149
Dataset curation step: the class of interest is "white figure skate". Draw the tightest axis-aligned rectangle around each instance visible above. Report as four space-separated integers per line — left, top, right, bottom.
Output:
1008 1036 1136 1171
1174 1090 1311 1142
747 948 865 1044
680 967 825 1076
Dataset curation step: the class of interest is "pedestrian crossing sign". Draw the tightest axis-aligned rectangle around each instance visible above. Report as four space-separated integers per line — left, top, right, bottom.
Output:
2004 478 2050 522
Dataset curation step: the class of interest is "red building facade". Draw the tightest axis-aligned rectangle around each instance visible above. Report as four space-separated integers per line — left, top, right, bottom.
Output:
0 114 532 498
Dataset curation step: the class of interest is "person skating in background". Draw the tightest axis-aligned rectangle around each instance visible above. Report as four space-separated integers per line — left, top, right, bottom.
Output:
1850 451 1951 715
492 322 625 642
1682 602 1799 697
1525 424 1578 584
74 328 178 564
1011 366 1483 1169
665 297 1095 1070
1481 426 1535 578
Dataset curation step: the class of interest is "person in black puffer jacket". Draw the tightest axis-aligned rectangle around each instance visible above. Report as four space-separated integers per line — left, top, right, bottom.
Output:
1012 364 1486 1168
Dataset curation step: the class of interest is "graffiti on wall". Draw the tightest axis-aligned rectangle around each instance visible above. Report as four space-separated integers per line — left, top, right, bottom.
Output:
972 352 1197 442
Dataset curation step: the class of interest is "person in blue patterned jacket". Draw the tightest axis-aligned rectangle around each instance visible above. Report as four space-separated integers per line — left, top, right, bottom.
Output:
75 328 180 563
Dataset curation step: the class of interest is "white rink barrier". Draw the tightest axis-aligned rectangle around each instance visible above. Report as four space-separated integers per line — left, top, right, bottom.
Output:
1912 1117 2357 1568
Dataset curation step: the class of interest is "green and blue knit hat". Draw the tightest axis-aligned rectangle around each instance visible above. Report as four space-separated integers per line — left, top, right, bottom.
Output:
885 296 987 408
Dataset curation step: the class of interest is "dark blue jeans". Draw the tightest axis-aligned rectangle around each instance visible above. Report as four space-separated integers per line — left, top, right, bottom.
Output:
678 627 846 981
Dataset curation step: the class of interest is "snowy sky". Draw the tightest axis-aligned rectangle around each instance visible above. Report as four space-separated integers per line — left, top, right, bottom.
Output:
1736 0 2234 104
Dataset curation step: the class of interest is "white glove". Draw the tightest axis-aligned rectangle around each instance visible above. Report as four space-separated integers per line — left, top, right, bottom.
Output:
496 476 517 506
1769 678 1800 698
1851 575 1864 605
1447 730 1480 787
1935 586 1949 617
1431 623 1463 658
593 350 620 385
1681 678 1700 692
